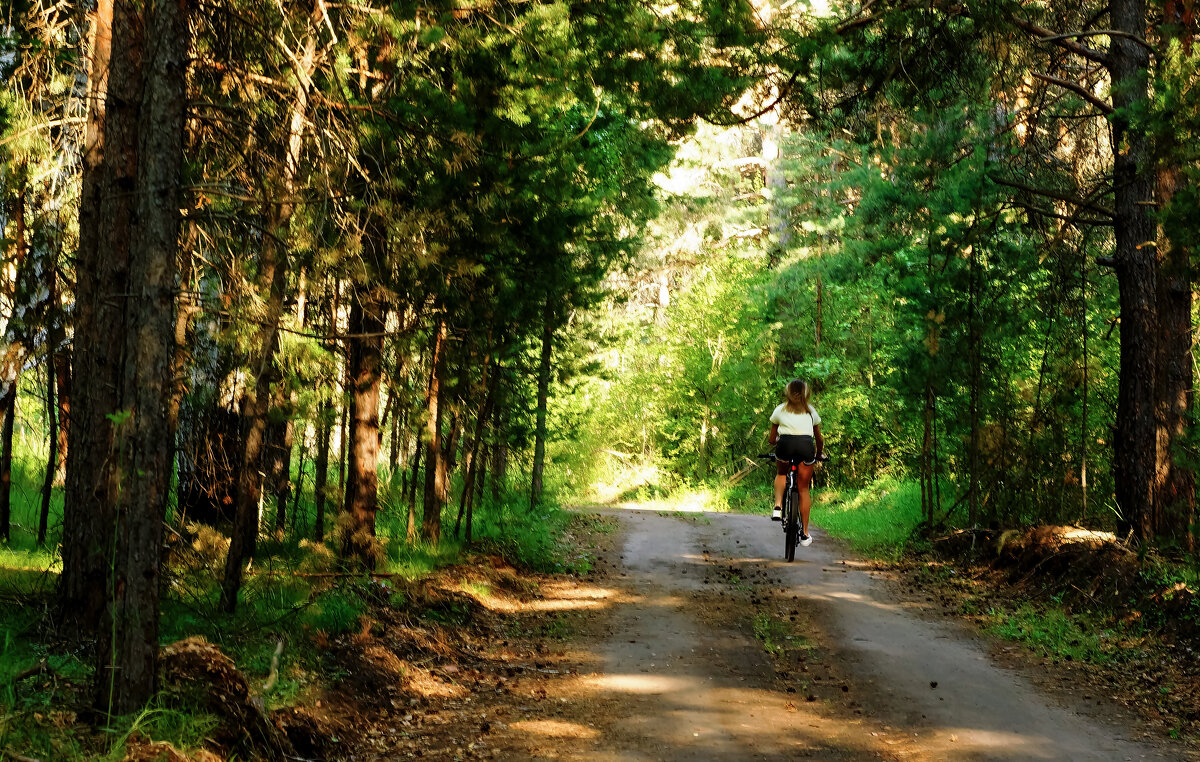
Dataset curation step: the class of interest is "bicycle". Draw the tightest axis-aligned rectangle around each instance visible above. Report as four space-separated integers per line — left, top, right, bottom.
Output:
758 451 829 562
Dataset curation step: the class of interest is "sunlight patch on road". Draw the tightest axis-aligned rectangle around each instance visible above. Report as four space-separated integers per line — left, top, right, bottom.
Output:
584 673 698 694
929 728 1069 759
510 719 600 739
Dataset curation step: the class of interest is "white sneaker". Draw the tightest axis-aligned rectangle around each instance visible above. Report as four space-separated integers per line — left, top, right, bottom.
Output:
800 532 813 546
771 507 782 521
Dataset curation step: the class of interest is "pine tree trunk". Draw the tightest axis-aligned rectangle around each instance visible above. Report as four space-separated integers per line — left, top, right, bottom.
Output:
967 244 982 527
92 0 189 714
60 0 134 637
313 401 331 542
406 433 421 543
463 369 500 544
266 395 292 538
0 390 13 544
422 315 447 543
491 406 507 501
455 354 495 538
530 301 554 510
1107 0 1159 542
219 1 319 611
38 357 57 546
341 288 385 566
1151 6 1196 548
53 351 70 487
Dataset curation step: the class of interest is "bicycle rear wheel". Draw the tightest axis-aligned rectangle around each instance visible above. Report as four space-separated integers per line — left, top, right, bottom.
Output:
784 489 799 562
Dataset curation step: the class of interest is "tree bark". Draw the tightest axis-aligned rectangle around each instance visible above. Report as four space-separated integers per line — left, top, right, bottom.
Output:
38 356 57 547
1107 0 1159 542
341 287 385 566
530 300 554 510
53 351 70 487
313 398 332 542
455 351 495 538
220 0 319 611
462 366 500 544
406 429 421 543
59 0 134 639
1151 5 1195 548
421 314 447 543
87 0 190 715
0 390 13 544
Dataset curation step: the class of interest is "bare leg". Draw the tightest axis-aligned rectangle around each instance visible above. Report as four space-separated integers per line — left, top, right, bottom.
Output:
799 486 811 535
773 474 785 508
796 463 815 534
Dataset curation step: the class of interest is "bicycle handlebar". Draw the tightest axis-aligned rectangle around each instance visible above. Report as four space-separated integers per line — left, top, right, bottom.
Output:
757 452 830 463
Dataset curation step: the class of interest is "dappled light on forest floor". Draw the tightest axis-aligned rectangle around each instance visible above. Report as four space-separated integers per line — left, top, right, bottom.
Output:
509 719 601 739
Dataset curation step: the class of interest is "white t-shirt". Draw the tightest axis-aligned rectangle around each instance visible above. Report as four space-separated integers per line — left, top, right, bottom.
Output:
771 403 821 436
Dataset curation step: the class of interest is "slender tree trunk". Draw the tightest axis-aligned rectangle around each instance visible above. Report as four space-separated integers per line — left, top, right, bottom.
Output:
491 405 507 501
814 273 823 359
422 314 447 543
220 1 319 611
920 383 934 526
267 397 293 539
530 301 554 510
406 431 421 543
53 351 70 487
464 370 500 544
1081 257 1090 525
967 244 982 527
313 399 331 542
1107 0 1159 542
38 358 57 546
455 353 495 538
0 390 13 544
341 287 385 566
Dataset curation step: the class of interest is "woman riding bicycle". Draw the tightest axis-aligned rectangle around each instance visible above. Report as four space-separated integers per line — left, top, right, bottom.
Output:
768 379 824 546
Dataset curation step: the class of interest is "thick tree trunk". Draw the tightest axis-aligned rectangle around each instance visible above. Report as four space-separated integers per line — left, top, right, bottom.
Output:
1152 7 1196 548
86 0 189 715
422 315 447 543
1107 0 1159 542
530 301 554 510
59 0 134 638
341 288 385 566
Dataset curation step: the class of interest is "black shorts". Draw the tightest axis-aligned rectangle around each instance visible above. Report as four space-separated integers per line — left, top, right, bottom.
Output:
776 435 816 474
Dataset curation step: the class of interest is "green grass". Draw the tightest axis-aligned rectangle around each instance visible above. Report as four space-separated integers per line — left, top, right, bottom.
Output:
810 478 924 561
0 428 591 759
984 603 1113 664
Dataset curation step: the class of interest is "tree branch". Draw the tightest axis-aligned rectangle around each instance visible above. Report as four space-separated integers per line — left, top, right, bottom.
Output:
1013 19 1109 65
990 175 1114 217
1030 72 1113 115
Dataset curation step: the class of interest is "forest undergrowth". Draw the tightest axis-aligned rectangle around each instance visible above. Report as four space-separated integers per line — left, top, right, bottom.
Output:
0 471 598 762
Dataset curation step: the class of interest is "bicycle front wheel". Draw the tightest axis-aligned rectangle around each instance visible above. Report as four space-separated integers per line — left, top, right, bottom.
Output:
784 489 799 562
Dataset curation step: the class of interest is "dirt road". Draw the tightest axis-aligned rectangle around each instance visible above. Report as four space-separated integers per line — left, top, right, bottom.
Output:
514 508 1179 761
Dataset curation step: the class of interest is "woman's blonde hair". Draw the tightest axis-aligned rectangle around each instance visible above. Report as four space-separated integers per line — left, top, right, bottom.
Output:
784 379 812 415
